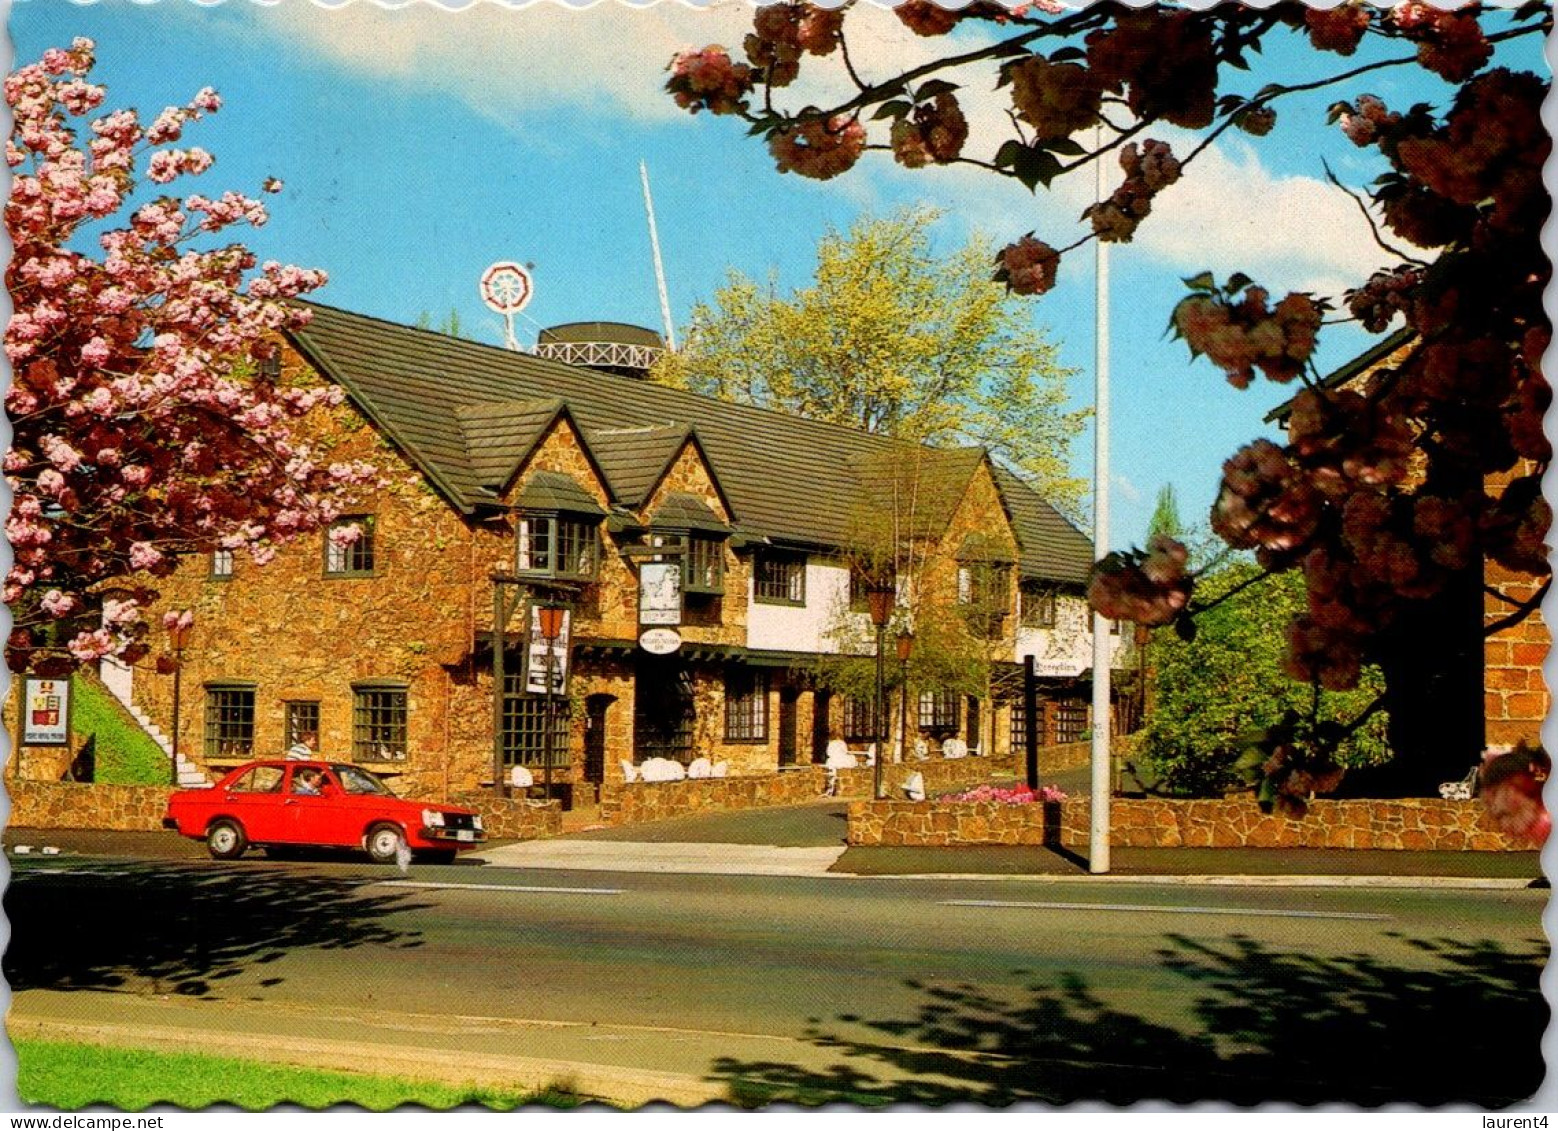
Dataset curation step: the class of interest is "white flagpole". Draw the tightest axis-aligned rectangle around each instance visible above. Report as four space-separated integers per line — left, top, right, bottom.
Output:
640 160 677 352
1090 128 1113 875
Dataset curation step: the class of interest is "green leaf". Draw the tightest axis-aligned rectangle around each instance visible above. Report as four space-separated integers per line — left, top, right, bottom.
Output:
994 139 1024 169
1223 272 1253 295
873 100 913 121
1044 136 1086 157
1049 46 1086 63
1013 145 1062 191
1182 271 1217 293
915 79 960 99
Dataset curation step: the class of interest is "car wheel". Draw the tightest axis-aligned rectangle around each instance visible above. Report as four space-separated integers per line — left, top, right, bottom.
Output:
365 823 406 865
206 819 248 861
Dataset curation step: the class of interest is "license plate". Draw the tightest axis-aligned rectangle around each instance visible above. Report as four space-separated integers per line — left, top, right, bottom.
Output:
457 830 474 842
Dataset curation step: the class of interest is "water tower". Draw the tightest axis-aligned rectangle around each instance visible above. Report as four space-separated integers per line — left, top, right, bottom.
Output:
532 322 666 380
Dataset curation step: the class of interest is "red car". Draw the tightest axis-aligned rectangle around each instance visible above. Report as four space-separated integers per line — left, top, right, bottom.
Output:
164 760 486 864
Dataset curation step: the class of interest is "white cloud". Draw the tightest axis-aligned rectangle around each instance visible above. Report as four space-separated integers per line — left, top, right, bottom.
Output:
261 0 758 127
1131 138 1390 299
258 2 1389 297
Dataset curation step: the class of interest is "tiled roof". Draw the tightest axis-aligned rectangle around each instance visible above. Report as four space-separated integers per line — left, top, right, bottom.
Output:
288 302 1093 583
514 469 606 516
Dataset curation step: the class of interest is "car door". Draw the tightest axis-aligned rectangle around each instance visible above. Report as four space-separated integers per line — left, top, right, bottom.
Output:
217 764 290 844
281 764 352 847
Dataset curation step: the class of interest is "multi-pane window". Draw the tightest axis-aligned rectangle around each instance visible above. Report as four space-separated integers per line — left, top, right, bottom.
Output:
325 515 376 576
517 514 598 580
500 672 570 768
352 685 407 761
211 549 234 579
1020 586 1058 628
685 535 724 594
724 668 769 742
918 689 961 734
283 701 320 752
204 685 255 759
958 563 1012 614
1010 698 1028 752
1054 700 1088 745
634 663 696 763
842 695 880 743
753 552 805 605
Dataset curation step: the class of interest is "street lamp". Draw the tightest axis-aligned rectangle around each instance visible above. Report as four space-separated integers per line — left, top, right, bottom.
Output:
166 618 193 787
865 576 895 800
537 601 568 803
895 629 914 765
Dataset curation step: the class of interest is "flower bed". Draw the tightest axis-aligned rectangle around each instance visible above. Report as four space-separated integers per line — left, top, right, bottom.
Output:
940 783 1068 804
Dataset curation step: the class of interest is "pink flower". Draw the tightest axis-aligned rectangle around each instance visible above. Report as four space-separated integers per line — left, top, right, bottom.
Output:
128 541 164 570
39 589 76 617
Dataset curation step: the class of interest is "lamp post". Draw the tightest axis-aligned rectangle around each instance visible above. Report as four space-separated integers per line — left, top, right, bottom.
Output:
895 629 914 765
167 619 192 787
865 577 895 800
537 602 567 803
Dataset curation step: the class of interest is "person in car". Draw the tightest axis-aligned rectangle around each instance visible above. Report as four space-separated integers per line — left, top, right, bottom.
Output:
294 768 325 796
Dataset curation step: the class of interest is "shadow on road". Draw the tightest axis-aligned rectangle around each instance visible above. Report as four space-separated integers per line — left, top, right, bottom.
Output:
5 862 431 998
711 933 1548 1108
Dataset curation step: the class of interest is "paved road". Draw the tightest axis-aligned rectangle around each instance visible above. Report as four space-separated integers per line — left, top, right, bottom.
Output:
5 850 1547 1108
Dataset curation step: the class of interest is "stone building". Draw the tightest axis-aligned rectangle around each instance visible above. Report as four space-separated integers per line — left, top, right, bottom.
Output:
114 304 1119 803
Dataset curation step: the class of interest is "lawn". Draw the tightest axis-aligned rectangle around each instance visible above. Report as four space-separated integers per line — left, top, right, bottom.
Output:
15 1040 583 1111
70 675 169 785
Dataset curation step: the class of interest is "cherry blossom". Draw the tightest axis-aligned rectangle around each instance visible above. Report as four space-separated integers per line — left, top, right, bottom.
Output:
5 42 375 675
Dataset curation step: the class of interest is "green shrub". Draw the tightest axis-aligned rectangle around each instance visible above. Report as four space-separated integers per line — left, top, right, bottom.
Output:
1138 562 1389 797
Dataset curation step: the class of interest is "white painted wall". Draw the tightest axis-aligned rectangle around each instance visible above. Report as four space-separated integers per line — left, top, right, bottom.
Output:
1015 594 1126 673
746 556 858 654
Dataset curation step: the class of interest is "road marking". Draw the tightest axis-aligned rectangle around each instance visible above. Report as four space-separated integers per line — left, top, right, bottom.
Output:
940 899 1391 921
376 880 624 896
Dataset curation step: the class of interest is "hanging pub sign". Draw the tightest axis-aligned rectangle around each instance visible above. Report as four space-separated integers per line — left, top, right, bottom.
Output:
23 676 71 747
525 606 571 695
639 560 682 626
638 627 682 655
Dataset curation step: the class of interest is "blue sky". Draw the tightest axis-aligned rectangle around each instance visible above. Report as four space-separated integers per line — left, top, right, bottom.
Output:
11 1 1541 545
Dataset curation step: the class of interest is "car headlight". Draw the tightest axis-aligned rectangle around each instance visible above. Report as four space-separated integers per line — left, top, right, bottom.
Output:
422 809 445 828
472 815 483 832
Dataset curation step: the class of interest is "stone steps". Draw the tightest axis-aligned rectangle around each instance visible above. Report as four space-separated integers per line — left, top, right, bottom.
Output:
110 678 213 790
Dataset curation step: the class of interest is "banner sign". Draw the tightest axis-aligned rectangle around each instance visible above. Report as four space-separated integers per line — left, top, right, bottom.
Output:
639 561 682 626
23 677 71 747
525 607 571 695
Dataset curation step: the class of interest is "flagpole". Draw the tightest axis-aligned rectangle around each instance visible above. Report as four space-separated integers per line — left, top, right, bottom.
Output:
1090 127 1113 875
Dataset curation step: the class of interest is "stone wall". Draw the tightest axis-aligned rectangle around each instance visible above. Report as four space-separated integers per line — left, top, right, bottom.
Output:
448 793 563 840
848 796 1532 851
599 751 1028 826
9 781 170 831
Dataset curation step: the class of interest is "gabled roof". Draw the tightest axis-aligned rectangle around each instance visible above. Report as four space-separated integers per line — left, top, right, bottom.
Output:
287 302 1094 583
990 465 1094 586
588 423 691 507
455 397 566 492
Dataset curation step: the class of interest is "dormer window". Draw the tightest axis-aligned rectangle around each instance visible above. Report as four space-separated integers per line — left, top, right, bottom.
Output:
648 491 730 598
517 514 598 581
513 471 605 583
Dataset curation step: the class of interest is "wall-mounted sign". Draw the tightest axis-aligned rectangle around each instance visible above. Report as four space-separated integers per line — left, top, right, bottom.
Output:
639 561 682 626
525 606 571 695
23 676 71 747
638 627 683 655
1030 659 1086 678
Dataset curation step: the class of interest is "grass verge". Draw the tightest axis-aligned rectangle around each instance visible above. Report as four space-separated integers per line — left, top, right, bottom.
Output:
15 1040 584 1111
70 675 168 785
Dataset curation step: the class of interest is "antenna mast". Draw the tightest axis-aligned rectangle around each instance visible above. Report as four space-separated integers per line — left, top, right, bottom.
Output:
640 160 677 352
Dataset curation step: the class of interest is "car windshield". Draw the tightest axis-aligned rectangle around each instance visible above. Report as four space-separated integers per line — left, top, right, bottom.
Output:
332 764 396 796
